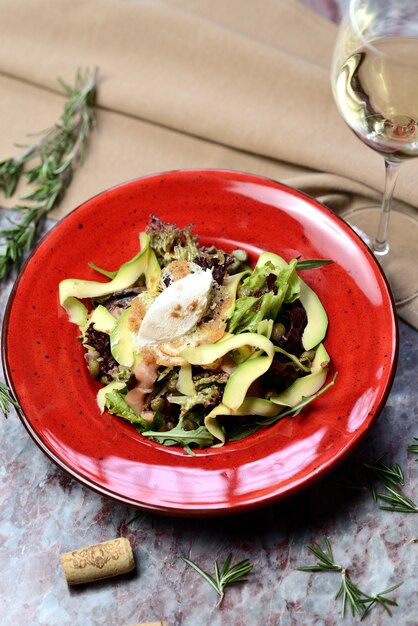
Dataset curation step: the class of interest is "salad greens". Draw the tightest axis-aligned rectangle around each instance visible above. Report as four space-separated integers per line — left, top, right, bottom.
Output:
59 215 334 451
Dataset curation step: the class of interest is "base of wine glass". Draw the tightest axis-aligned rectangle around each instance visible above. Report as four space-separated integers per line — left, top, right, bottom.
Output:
341 206 418 306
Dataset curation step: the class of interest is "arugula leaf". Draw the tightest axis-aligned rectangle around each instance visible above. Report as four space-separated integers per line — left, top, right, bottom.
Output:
142 424 214 454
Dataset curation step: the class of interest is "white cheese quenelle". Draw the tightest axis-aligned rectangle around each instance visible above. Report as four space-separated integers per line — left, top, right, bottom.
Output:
136 268 213 346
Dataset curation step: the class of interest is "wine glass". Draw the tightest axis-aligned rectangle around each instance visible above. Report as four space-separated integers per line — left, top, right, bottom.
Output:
331 0 418 305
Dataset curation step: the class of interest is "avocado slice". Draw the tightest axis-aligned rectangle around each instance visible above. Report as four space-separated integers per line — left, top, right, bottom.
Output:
64 296 88 328
204 396 281 444
256 251 328 350
270 343 330 407
298 281 328 351
86 305 117 334
222 270 250 318
204 404 228 444
177 364 196 396
182 333 275 411
110 307 135 368
255 251 287 270
144 245 162 292
223 354 272 410
59 233 152 324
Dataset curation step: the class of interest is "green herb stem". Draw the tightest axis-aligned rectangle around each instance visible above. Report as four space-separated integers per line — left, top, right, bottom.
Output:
407 437 418 460
0 67 98 279
182 553 253 607
0 382 20 418
377 486 418 513
298 537 402 619
331 452 417 512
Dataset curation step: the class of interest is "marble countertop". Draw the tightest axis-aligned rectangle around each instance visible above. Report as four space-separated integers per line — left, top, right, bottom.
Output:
1 1 417 625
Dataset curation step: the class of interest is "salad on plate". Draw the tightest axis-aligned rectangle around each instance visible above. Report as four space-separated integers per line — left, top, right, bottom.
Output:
59 215 335 453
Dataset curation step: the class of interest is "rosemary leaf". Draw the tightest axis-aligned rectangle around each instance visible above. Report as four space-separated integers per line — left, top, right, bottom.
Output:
181 556 220 595
297 537 341 572
0 159 24 198
126 511 148 526
377 485 418 513
331 452 410 507
361 582 403 620
407 437 418 460
335 569 370 618
0 382 20 418
364 455 404 487
182 553 253 607
296 259 333 270
298 537 402 619
328 475 367 491
0 67 98 279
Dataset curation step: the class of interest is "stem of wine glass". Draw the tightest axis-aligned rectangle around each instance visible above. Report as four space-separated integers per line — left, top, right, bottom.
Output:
372 158 401 257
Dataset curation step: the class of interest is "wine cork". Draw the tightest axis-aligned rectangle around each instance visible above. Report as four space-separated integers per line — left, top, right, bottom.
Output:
60 537 135 585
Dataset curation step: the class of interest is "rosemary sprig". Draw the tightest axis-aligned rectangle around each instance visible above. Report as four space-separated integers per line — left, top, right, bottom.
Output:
0 382 20 418
331 452 417 512
376 486 418 513
126 511 148 526
366 457 416 512
0 67 98 279
298 537 402 619
182 552 253 607
298 537 341 572
408 437 418 460
359 583 404 620
364 455 404 488
363 455 404 502
335 569 371 618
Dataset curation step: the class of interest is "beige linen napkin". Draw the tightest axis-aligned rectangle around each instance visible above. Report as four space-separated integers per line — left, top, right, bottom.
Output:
0 0 417 326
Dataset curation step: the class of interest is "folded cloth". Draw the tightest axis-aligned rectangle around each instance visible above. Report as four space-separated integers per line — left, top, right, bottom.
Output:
0 0 416 326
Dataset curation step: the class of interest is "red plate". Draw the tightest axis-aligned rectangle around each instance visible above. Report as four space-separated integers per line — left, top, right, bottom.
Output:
2 170 398 516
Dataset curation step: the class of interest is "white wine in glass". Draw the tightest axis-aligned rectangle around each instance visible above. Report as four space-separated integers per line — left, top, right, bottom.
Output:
331 0 418 305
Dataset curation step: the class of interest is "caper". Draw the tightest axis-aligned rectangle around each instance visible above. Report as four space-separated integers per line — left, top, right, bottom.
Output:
271 323 286 342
